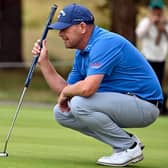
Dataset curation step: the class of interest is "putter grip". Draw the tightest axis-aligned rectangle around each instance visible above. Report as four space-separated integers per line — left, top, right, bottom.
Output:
24 4 57 88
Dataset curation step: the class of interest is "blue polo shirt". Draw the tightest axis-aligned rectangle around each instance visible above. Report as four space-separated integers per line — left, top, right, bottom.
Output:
67 26 163 102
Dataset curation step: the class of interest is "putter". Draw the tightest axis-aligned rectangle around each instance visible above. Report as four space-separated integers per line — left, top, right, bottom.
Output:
0 4 58 157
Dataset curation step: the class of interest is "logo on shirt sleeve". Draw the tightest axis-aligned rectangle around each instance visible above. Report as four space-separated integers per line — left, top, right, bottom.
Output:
90 62 102 69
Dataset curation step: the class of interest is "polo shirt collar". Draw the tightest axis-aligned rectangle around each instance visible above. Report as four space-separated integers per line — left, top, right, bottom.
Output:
79 25 98 55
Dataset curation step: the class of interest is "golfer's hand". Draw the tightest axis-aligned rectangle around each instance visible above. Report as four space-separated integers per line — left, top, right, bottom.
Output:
58 92 70 112
32 39 49 64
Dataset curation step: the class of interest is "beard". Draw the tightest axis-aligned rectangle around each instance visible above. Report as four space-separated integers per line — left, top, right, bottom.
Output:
63 38 82 49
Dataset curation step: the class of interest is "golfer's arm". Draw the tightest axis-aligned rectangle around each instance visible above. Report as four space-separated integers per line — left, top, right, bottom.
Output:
39 60 67 94
62 74 104 97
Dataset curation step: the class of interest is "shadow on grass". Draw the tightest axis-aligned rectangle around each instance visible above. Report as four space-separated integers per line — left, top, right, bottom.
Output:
1 153 160 168
2 154 99 168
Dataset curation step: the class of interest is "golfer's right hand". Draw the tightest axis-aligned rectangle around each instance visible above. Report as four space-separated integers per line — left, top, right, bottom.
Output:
32 39 48 64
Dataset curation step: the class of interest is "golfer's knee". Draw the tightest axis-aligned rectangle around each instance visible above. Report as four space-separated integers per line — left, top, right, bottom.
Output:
70 96 88 117
53 105 66 126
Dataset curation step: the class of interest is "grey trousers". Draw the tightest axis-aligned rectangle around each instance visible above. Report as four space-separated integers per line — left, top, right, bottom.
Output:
53 92 159 152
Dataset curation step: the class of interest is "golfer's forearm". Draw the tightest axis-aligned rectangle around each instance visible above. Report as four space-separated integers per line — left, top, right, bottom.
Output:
63 81 96 97
62 75 103 97
39 60 67 94
63 82 85 97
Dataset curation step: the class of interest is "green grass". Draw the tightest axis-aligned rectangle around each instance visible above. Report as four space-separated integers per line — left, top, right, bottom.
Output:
0 104 168 168
0 69 57 103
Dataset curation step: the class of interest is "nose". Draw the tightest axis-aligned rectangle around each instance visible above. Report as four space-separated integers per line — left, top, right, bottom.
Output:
58 30 64 37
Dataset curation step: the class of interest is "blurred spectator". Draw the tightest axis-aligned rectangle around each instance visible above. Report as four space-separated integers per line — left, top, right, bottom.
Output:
136 0 168 115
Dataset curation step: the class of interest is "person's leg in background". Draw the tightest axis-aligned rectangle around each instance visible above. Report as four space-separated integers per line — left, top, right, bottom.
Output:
148 61 168 115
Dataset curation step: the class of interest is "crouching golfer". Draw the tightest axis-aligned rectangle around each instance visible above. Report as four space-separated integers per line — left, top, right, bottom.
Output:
32 4 163 167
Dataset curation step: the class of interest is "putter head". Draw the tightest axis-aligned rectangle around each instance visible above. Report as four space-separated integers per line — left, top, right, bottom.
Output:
0 152 8 157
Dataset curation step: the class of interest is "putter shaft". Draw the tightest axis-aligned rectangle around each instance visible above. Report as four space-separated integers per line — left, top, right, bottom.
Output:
0 4 57 156
3 87 27 154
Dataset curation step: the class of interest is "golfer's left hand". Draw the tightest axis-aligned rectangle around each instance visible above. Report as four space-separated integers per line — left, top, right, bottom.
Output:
58 92 70 112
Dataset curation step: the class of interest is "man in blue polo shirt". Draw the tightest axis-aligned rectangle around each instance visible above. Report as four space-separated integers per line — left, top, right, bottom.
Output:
32 3 163 167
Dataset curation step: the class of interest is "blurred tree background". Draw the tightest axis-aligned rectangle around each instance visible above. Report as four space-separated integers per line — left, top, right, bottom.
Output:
0 0 22 63
0 0 168 103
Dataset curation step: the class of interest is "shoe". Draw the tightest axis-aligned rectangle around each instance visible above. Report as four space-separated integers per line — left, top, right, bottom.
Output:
96 143 143 167
132 135 145 150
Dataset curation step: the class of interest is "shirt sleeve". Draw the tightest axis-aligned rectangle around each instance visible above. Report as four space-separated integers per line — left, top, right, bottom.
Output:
136 17 151 39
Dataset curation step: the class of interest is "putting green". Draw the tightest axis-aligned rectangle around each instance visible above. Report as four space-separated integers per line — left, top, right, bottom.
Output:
0 104 167 168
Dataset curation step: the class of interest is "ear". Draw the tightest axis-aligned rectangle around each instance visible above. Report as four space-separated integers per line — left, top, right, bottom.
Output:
79 22 87 34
